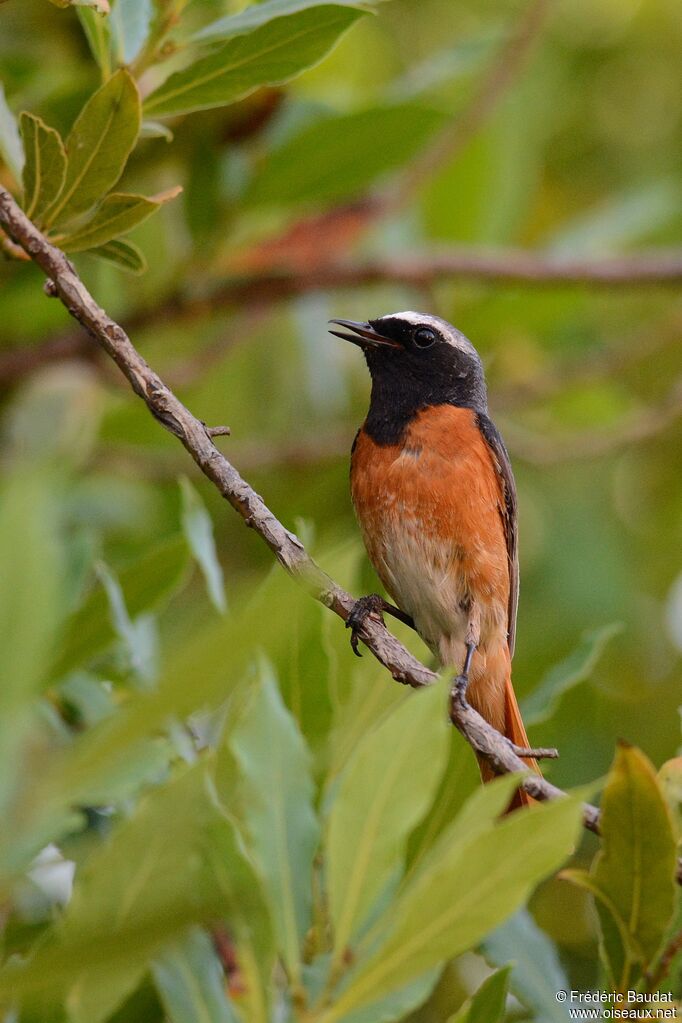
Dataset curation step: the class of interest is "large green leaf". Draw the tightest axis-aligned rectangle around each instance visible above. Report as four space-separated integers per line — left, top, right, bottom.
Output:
0 766 231 1006
0 82 23 181
57 187 180 252
339 969 440 1023
323 790 582 1020
193 0 374 43
228 660 320 981
447 967 511 1023
46 68 140 227
0 471 62 817
244 105 447 207
327 683 448 967
585 744 677 989
53 535 189 678
19 113 67 224
144 6 364 118
483 911 571 1023
152 928 239 1023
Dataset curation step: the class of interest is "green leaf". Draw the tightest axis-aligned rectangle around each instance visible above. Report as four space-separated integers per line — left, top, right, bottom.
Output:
0 765 231 1005
339 969 440 1023
228 660 320 981
77 7 112 76
46 68 141 227
110 0 153 64
19 113 67 224
0 471 63 817
484 910 571 1023
49 0 111 11
89 237 147 273
193 0 374 43
588 744 677 989
522 624 622 726
57 187 181 252
180 477 227 614
152 928 239 1023
53 535 189 679
447 967 511 1023
0 82 23 181
327 683 448 965
95 561 159 687
324 792 582 1020
144 6 364 118
244 104 447 207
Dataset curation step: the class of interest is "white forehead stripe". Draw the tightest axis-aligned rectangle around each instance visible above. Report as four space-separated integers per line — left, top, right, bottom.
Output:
378 310 479 358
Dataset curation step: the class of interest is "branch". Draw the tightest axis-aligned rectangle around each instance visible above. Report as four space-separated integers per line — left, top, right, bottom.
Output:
3 247 682 387
1 186 680 884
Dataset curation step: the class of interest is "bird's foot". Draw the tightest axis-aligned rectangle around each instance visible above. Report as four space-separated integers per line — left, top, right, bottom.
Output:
346 594 389 657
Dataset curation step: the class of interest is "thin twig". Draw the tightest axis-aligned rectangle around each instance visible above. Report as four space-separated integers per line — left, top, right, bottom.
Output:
1 186 680 884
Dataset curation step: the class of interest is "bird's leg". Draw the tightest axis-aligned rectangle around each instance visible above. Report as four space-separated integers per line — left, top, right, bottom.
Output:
452 603 481 702
346 594 415 657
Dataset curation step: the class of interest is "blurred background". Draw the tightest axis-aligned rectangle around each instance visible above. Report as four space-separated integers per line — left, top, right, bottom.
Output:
1 0 682 1009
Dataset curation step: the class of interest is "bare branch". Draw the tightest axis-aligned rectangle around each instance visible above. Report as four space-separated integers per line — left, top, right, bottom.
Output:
1 186 680 884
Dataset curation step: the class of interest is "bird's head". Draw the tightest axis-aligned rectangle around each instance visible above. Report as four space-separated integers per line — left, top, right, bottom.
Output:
328 310 488 413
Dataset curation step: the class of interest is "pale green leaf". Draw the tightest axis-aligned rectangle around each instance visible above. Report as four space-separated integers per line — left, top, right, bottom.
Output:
19 113 67 225
77 7 112 76
180 477 227 614
228 660 320 980
339 969 440 1023
244 105 447 207
53 535 189 678
89 236 147 273
153 928 239 1023
50 0 111 11
47 68 141 227
95 561 159 687
484 910 571 1023
0 82 23 181
144 6 364 118
58 187 181 252
110 0 153 64
193 0 374 43
522 624 621 725
591 744 677 988
448 967 511 1023
324 794 582 1020
327 683 448 963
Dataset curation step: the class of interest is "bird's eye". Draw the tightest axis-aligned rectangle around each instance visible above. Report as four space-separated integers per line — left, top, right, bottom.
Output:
414 327 437 349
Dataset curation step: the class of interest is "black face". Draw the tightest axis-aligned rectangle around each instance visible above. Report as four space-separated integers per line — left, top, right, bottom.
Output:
329 313 488 445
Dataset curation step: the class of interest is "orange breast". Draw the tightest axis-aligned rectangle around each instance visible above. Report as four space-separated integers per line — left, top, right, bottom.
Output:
350 405 510 659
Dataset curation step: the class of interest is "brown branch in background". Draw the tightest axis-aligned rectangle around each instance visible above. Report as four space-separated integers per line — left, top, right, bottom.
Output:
1 186 681 882
3 247 682 388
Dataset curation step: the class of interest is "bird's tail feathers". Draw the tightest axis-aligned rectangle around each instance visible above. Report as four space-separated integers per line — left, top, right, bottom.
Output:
475 674 540 810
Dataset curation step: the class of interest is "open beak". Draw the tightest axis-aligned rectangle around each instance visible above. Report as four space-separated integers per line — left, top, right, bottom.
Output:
328 319 400 350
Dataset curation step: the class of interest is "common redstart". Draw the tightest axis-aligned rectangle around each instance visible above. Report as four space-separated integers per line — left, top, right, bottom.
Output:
329 311 538 799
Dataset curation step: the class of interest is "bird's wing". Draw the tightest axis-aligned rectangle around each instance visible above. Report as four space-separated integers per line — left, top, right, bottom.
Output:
476 412 519 657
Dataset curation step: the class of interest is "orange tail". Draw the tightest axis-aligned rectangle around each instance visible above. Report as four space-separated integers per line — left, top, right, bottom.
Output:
476 674 541 810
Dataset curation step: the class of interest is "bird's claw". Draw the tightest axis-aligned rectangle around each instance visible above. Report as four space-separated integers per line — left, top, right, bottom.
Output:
346 594 386 657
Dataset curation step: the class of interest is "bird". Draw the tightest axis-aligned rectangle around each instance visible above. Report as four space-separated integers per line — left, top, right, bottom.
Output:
328 310 539 802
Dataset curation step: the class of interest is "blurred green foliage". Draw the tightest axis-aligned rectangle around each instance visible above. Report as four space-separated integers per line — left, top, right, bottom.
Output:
0 0 681 1019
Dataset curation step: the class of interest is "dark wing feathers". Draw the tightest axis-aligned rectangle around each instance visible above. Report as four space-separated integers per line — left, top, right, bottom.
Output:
476 412 519 657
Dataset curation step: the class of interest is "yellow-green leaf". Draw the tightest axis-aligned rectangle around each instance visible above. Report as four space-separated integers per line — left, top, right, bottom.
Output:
57 187 181 252
589 744 677 989
144 6 363 118
46 69 140 227
448 967 511 1023
327 683 448 968
20 112 67 223
323 791 582 1020
658 757 682 841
